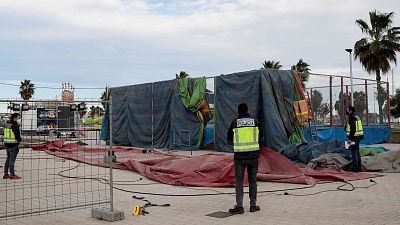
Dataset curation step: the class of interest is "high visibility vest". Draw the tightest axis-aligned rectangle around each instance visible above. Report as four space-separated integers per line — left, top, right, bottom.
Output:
3 123 18 143
346 116 364 137
233 118 259 152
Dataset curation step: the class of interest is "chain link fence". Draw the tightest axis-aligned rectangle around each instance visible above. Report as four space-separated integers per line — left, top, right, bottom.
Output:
0 99 113 220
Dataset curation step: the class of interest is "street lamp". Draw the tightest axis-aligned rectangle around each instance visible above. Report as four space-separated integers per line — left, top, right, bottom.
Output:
345 48 354 106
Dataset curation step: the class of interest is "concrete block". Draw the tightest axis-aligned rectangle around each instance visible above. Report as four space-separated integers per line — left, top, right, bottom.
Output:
103 155 116 163
91 208 124 222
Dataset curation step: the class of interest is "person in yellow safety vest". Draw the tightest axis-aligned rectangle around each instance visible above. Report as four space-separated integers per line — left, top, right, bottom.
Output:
227 103 264 214
3 113 22 179
344 106 364 172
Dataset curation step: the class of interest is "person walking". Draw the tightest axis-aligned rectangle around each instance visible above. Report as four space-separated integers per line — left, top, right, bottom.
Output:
227 103 263 214
3 113 22 179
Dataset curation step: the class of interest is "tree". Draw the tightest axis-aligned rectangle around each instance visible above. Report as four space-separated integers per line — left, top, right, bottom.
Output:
354 10 400 123
262 60 282 69
390 88 400 118
100 88 109 109
334 91 351 122
292 58 310 88
319 103 330 123
78 102 87 118
310 90 323 119
175 71 189 79
334 91 366 121
89 106 104 117
353 91 366 119
19 79 35 100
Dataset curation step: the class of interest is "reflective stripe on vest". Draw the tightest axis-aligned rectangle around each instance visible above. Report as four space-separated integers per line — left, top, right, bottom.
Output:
346 116 364 136
3 125 18 143
233 126 259 152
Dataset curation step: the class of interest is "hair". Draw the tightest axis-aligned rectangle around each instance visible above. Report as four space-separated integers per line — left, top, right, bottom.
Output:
238 103 249 116
10 113 20 121
347 106 355 113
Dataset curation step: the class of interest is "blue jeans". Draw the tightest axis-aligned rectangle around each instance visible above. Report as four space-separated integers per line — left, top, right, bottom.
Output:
349 140 361 172
234 158 259 207
4 145 19 176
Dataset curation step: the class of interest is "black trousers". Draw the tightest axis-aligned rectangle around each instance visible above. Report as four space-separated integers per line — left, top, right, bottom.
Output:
234 158 259 207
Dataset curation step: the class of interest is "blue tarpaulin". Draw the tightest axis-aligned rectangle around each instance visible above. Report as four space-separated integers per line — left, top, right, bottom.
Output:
303 127 390 145
201 124 214 146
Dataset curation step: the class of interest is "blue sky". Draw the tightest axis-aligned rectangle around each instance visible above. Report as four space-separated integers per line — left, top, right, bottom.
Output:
0 0 399 101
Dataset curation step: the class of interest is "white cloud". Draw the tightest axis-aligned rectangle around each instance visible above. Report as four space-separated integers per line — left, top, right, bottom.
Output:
0 0 399 95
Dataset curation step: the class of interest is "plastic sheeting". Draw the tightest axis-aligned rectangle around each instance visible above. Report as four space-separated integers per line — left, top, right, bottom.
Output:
108 79 203 150
303 127 390 145
214 69 296 152
32 141 380 186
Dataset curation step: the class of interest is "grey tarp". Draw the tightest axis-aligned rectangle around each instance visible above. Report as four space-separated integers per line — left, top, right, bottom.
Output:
362 150 400 172
279 141 352 164
214 69 296 152
109 79 202 149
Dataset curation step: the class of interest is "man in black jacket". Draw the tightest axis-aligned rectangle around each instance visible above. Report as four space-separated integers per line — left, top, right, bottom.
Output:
3 113 22 179
227 103 263 214
344 106 364 172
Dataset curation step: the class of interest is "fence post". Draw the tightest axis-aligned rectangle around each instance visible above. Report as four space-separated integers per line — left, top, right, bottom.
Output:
91 95 124 222
329 76 333 127
109 96 114 212
365 80 369 126
387 81 391 128
340 77 344 126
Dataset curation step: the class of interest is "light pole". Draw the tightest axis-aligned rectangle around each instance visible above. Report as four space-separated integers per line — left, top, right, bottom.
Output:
345 48 354 106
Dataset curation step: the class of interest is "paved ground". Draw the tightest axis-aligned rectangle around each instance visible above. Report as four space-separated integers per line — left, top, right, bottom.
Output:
1 144 399 225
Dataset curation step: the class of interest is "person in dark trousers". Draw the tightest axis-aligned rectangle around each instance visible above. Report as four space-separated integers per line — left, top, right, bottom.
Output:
344 106 364 172
3 113 22 179
227 103 263 214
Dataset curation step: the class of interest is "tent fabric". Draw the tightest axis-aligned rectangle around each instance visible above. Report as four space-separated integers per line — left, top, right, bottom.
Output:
214 69 296 152
307 153 352 169
32 141 380 186
303 127 390 145
362 150 400 172
279 141 351 164
100 103 110 142
201 124 214 147
108 79 202 150
178 77 206 112
360 146 390 157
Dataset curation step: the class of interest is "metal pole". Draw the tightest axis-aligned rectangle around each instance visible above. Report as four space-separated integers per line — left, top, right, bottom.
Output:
108 96 114 212
329 76 333 127
346 85 349 110
310 88 313 121
152 82 154 151
392 69 394 96
349 51 354 106
365 80 369 126
340 77 344 126
387 81 391 127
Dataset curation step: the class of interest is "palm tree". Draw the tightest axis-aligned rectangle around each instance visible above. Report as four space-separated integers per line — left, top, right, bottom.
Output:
175 71 190 79
354 10 400 123
89 106 104 117
262 60 282 69
291 58 311 88
100 88 109 109
19 79 35 100
78 102 87 118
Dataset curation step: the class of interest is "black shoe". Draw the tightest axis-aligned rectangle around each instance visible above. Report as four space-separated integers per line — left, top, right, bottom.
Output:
250 205 260 212
229 206 244 214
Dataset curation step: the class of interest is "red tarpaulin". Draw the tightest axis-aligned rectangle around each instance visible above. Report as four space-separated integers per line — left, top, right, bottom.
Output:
32 140 380 187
